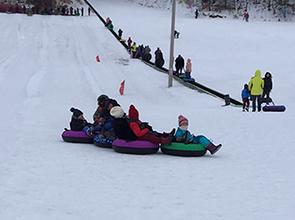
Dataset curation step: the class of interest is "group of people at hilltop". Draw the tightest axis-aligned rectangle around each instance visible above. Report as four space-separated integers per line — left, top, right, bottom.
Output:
126 36 163 66
68 94 222 155
127 38 153 62
241 70 273 112
1 3 92 16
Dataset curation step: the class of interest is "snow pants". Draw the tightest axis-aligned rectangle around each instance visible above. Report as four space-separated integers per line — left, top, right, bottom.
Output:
251 95 262 111
193 135 210 147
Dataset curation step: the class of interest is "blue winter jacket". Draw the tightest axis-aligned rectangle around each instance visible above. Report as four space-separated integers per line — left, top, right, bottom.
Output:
241 88 250 99
175 127 193 142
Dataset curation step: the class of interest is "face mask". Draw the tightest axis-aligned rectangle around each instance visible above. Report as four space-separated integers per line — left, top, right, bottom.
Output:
180 126 188 131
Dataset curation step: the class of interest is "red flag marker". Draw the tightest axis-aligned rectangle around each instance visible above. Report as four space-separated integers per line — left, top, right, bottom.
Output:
119 80 125 95
96 55 100 62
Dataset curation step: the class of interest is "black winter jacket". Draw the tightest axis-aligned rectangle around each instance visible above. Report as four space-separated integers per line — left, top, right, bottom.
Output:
70 117 92 131
112 118 137 141
175 56 184 68
263 77 272 92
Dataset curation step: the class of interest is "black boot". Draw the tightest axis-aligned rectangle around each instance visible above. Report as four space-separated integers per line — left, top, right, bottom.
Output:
206 143 222 155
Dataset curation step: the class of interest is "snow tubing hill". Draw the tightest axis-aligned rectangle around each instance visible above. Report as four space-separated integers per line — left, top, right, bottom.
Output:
112 139 159 154
93 135 112 148
61 130 95 143
161 142 207 157
263 105 286 112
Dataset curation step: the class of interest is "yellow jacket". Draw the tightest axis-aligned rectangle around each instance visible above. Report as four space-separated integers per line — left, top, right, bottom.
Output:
248 70 264 95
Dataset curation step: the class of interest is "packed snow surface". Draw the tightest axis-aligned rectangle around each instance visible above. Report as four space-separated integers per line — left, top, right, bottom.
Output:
1 0 295 219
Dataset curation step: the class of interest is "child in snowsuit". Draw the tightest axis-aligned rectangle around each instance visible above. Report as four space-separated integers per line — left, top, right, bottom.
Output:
241 84 250 111
69 107 93 133
174 115 222 155
127 37 132 51
110 105 175 145
105 17 112 27
185 59 192 79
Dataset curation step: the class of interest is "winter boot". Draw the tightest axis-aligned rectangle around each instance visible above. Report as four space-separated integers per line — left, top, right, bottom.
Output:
98 133 107 142
163 128 176 137
206 143 222 155
168 128 176 136
161 134 173 145
86 126 94 136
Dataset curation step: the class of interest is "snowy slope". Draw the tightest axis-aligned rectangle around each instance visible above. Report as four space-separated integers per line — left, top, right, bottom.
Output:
1 1 295 219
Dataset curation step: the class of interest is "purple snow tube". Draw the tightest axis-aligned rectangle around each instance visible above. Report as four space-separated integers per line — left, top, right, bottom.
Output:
262 105 286 112
112 139 159 154
61 130 96 143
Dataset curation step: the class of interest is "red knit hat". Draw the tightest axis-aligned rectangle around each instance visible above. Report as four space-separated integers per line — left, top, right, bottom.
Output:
178 115 189 126
129 105 139 120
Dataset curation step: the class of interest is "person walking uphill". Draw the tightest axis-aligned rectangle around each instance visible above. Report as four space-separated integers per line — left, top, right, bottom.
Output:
127 37 132 51
131 42 137 58
248 70 264 112
154 47 165 68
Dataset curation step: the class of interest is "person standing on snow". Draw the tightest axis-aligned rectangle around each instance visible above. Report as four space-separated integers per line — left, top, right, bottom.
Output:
243 11 247 20
248 70 264 112
127 37 132 51
131 42 137 58
118 29 123 39
175 54 185 76
246 12 249 22
261 72 273 105
195 8 199 19
154 48 165 68
185 58 192 79
241 84 250 111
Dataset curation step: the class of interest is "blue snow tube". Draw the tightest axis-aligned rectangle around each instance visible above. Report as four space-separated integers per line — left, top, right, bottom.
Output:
183 78 195 82
93 135 113 148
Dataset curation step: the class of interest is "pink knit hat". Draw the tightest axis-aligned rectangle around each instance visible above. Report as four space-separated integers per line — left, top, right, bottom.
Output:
178 115 189 126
